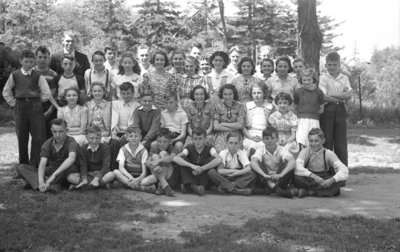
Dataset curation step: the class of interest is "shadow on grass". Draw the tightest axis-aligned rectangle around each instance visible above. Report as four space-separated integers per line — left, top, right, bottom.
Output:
347 135 376 146
388 137 400 144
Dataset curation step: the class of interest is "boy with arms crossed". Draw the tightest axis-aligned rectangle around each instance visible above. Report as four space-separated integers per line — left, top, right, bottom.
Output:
146 128 179 197
173 128 222 196
293 128 348 197
251 126 296 198
67 125 115 190
16 119 77 192
208 132 256 196
319 51 352 166
113 126 156 193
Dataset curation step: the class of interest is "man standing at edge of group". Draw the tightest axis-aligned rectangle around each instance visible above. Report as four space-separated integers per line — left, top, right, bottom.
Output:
49 30 90 79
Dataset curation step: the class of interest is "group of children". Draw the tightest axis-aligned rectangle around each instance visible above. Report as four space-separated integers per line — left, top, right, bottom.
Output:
2 41 351 198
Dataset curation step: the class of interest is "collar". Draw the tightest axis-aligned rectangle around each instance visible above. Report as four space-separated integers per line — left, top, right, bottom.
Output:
64 49 75 55
210 69 230 78
163 107 183 113
138 105 157 111
66 105 79 112
325 72 346 80
92 67 107 74
87 144 100 152
247 101 274 110
309 147 324 155
223 101 236 108
21 68 33 75
34 66 49 73
53 136 67 148
264 144 278 156
88 100 107 109
182 73 200 79
126 143 145 156
122 100 135 107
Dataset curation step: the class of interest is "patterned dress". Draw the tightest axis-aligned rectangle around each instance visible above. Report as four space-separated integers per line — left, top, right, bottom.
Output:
268 110 299 153
86 99 112 138
140 70 178 110
231 75 264 103
212 101 246 152
266 75 300 100
179 74 207 109
57 105 88 145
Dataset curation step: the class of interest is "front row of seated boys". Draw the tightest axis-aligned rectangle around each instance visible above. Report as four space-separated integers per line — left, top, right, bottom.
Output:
16 118 348 198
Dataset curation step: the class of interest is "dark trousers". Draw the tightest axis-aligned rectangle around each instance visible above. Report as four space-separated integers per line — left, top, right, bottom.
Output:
110 137 124 171
16 164 76 190
208 169 256 189
166 166 180 190
255 162 294 190
320 102 348 166
179 156 215 187
14 100 46 166
44 107 57 139
293 174 346 197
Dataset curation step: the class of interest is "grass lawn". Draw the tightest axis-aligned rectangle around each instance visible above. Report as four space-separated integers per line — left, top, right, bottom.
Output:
1 173 399 252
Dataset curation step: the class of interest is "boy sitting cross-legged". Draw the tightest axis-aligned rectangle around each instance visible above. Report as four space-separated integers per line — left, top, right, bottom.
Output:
172 128 222 196
251 126 296 198
67 125 115 190
145 128 180 197
293 128 348 197
208 132 256 196
113 126 156 193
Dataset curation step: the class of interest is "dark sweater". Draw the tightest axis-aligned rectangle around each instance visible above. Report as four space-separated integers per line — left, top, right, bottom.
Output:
131 107 161 142
294 88 324 120
78 143 111 179
11 69 41 98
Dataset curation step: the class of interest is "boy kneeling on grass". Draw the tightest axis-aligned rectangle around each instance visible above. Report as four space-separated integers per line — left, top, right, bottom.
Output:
251 126 297 198
293 128 348 197
67 125 115 190
172 128 222 196
16 119 77 193
145 128 179 197
113 126 156 193
208 132 256 196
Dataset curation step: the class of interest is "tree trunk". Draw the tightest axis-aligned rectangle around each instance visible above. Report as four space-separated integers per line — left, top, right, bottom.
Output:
217 0 228 50
297 0 322 74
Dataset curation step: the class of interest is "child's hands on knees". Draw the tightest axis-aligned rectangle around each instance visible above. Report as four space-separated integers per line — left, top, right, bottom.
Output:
90 177 100 187
319 177 335 188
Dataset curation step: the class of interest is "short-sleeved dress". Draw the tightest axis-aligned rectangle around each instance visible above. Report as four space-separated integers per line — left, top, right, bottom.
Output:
231 75 264 103
179 74 207 109
212 101 246 152
140 70 177 110
268 110 299 154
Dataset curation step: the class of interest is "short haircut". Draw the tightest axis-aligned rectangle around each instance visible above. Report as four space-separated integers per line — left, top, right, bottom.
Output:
191 42 203 50
140 91 154 99
218 84 239 101
308 127 325 139
228 45 241 55
118 52 140 75
274 92 293 105
185 55 200 73
326 51 341 62
157 128 173 139
275 55 294 73
21 49 35 59
189 85 209 101
237 57 256 75
170 50 185 66
90 82 107 98
35 46 50 56
192 127 207 138
226 131 242 142
137 44 149 51
250 83 268 100
262 126 278 138
50 118 67 128
150 50 169 67
119 82 134 93
209 51 230 69
104 46 116 53
91 50 106 61
87 125 102 135
259 58 275 72
125 126 142 135
63 30 77 39
299 68 318 85
199 56 209 63
63 87 82 105
62 54 75 62
165 91 178 101
293 58 306 66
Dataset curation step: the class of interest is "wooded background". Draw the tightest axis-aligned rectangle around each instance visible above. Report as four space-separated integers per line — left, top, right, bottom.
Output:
0 0 399 125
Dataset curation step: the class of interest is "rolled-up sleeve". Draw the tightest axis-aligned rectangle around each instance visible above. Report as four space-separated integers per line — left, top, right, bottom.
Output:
38 75 51 102
2 74 16 106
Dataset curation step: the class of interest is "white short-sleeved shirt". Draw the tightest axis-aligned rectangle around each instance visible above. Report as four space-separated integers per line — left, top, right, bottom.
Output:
219 149 250 169
112 73 143 100
206 69 234 93
161 108 189 134
253 144 293 173
319 73 352 99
